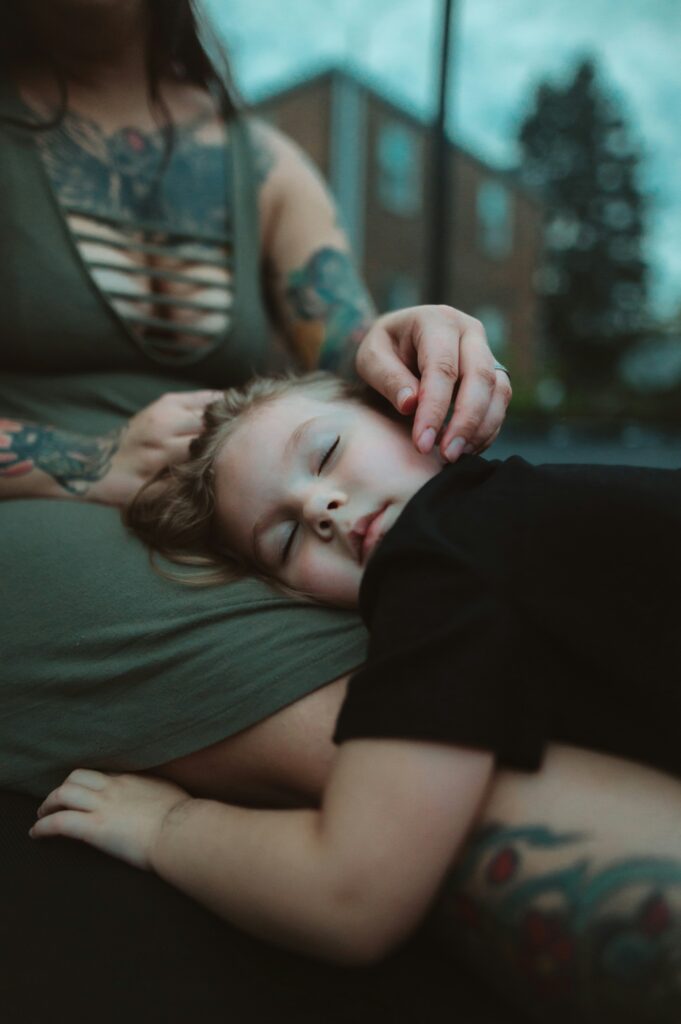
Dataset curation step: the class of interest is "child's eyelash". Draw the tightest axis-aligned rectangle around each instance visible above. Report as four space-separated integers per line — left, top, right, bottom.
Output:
318 436 339 474
281 436 340 563
281 523 298 564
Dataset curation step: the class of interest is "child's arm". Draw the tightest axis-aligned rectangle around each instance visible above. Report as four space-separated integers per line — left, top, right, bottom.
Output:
30 740 493 964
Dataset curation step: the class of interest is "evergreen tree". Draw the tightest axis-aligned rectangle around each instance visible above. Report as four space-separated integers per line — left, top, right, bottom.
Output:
518 58 648 388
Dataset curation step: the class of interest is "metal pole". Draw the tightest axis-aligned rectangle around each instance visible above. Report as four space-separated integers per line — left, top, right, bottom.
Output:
426 0 456 304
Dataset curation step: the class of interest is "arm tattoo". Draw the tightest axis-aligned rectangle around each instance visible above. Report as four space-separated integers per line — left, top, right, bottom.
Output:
283 247 375 372
432 823 681 1023
0 419 120 495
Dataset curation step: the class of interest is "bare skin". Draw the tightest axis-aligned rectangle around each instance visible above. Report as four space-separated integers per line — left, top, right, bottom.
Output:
151 675 350 808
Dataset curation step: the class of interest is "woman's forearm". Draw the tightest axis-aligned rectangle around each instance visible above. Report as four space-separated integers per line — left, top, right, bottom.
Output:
0 417 120 500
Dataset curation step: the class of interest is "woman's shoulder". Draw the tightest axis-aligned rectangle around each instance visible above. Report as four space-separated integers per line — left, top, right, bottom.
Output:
244 117 336 250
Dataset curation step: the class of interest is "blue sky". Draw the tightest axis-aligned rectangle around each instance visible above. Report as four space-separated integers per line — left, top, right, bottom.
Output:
206 0 681 319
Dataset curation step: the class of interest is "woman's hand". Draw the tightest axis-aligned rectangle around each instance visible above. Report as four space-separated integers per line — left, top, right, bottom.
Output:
88 389 222 507
355 306 512 461
29 769 189 871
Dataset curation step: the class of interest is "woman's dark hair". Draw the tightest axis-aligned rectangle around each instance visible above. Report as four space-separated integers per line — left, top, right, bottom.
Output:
0 0 241 134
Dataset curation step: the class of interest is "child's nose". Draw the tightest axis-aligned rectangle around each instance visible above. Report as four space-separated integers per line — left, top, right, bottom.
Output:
303 487 345 537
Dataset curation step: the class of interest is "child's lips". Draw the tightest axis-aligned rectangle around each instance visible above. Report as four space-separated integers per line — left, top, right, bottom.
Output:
352 504 390 565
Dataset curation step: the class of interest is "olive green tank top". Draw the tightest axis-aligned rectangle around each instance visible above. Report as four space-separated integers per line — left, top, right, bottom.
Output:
0 73 367 797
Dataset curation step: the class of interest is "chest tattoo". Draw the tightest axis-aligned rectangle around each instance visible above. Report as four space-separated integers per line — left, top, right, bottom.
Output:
35 108 232 235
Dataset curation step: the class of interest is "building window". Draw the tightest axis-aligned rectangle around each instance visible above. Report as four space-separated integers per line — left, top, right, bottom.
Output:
382 273 421 312
376 120 421 217
477 180 513 258
474 305 508 357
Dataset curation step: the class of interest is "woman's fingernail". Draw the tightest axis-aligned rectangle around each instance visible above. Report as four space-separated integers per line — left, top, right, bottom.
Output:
418 427 436 453
397 387 414 410
444 436 466 462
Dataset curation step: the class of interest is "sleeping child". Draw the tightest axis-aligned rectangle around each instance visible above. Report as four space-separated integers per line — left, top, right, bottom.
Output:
29 371 681 971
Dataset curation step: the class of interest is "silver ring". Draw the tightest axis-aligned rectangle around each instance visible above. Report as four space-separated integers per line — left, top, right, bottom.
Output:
493 360 511 382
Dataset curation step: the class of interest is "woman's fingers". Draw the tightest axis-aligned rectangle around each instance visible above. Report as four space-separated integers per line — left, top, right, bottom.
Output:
157 391 222 437
463 407 504 457
164 435 198 464
354 307 511 457
410 316 464 452
354 321 421 414
176 390 223 433
178 389 224 409
439 312 512 456
440 371 511 460
463 378 512 455
172 412 206 437
438 366 494 457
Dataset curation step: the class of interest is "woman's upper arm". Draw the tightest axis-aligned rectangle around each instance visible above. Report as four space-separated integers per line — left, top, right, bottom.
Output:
252 119 376 370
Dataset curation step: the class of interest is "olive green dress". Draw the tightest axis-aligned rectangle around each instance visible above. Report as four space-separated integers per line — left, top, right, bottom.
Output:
0 78 366 796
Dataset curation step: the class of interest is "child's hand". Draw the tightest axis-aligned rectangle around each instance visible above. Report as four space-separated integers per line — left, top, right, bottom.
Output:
29 769 189 870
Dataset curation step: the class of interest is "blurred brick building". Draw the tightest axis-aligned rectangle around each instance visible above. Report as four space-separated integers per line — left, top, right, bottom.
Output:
256 68 543 386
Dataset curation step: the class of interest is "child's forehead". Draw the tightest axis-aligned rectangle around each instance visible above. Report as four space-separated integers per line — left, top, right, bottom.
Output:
253 392 356 433
219 394 350 464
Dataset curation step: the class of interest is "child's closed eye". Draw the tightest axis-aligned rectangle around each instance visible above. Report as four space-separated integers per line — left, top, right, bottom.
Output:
281 522 298 564
318 436 339 474
281 436 340 564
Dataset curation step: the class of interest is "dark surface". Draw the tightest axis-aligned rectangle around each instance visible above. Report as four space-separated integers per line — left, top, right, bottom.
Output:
0 789 521 1024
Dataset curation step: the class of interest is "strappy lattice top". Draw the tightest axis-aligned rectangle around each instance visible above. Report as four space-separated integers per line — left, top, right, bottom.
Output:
34 100 237 367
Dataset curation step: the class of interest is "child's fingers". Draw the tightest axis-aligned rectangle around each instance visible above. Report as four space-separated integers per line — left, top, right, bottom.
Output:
36 769 108 817
66 768 109 790
36 781 100 819
29 808 94 842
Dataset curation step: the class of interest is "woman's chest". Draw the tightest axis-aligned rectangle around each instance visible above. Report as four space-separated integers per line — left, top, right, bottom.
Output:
35 104 236 356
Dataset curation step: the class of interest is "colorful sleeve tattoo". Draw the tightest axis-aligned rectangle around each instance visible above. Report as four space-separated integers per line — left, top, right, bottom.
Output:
431 822 681 1023
281 247 375 373
0 419 120 495
249 120 375 372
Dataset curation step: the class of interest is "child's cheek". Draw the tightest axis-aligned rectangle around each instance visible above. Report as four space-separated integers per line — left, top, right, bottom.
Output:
297 550 358 605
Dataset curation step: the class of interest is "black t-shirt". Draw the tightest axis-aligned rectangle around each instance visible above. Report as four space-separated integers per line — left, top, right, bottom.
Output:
334 455 681 778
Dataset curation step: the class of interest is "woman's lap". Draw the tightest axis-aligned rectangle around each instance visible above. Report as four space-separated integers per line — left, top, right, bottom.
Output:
1 500 366 796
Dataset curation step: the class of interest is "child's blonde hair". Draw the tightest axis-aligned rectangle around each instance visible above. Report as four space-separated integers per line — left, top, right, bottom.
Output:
125 372 373 587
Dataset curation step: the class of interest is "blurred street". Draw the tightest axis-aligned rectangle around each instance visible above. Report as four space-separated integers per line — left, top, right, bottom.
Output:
489 420 681 468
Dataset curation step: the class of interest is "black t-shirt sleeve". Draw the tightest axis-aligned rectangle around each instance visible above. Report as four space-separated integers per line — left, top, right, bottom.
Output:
333 465 546 770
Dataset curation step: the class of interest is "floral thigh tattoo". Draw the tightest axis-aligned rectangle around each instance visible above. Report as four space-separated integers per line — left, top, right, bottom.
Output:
433 823 681 1023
